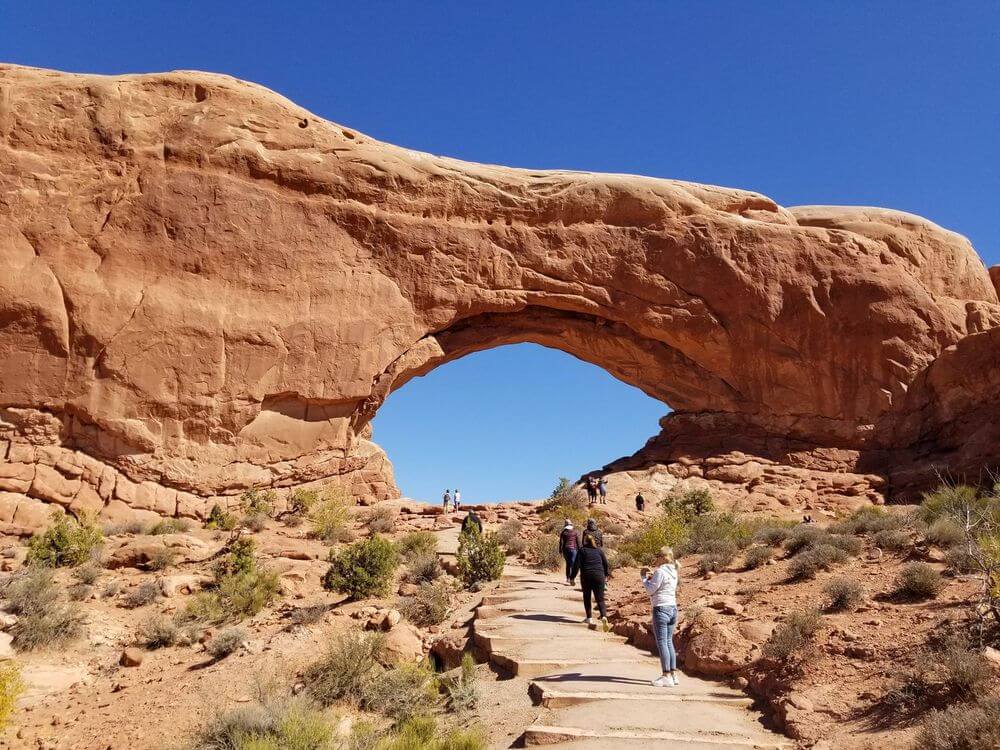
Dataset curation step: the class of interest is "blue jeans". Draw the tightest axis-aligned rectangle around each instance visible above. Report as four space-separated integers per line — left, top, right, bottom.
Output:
563 549 577 581
652 605 678 672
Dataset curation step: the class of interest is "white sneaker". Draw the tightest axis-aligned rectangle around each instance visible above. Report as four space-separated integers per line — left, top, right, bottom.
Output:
652 675 673 688
671 673 679 686
600 616 609 631
583 617 594 625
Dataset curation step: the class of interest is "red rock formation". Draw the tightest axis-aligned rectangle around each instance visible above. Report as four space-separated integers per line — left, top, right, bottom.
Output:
1 65 998 525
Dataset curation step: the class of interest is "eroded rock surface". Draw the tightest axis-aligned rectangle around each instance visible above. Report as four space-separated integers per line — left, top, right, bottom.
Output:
1 64 999 523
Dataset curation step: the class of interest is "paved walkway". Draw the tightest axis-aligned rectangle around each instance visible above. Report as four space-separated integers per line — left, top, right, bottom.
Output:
473 563 790 749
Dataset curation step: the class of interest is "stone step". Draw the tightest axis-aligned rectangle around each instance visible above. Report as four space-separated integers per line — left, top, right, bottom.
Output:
522 725 790 749
529 684 753 709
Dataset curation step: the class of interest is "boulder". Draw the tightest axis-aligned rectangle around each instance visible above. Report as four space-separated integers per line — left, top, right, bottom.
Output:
380 623 424 664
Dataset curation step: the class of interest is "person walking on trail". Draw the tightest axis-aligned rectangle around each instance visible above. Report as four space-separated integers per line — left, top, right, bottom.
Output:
642 546 680 687
571 532 610 628
442 489 452 512
598 477 608 504
461 509 483 535
635 492 645 512
585 477 597 505
584 518 603 547
558 520 580 586
454 489 462 510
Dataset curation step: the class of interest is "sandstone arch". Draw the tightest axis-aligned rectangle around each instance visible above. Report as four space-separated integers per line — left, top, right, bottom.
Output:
1 65 999 525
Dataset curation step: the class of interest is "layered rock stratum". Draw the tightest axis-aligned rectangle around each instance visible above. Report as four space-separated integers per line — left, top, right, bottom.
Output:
1 65 999 528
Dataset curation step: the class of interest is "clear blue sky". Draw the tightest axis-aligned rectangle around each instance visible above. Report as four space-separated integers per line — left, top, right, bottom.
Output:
4 2 998 503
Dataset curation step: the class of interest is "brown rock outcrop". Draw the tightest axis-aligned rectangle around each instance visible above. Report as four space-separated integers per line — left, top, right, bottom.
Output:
1 65 999 523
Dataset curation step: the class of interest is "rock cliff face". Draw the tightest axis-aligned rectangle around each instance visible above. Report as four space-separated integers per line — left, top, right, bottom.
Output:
1 65 998 527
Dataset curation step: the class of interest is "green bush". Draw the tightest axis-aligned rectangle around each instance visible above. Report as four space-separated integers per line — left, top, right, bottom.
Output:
304 629 383 707
897 562 943 600
915 697 1000 750
825 533 864 557
456 530 505 585
680 513 757 554
762 609 822 662
398 578 454 626
823 577 864 611
660 487 715 520
945 545 978 574
147 518 192 535
190 695 334 750
0 661 23 731
323 535 399 600
184 538 280 622
148 545 177 571
753 522 795 547
539 478 592 532
787 543 849 580
443 652 478 715
783 525 826 554
936 637 994 700
919 484 994 525
26 512 103 567
206 503 237 531
396 531 437 562
743 545 774 570
308 486 354 543
831 506 905 536
619 514 687 566
926 518 965 548
378 716 485 750
5 567 85 651
240 489 276 518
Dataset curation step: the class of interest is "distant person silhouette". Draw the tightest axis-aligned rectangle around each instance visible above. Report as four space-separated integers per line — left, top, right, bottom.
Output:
454 489 462 510
586 477 598 505
585 518 603 547
558 520 580 586
598 477 608 504
571 532 610 627
635 493 646 512
442 489 451 512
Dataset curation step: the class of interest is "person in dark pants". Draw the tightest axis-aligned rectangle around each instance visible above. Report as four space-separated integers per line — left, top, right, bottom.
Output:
571 532 611 627
635 493 645 512
461 509 483 535
584 518 603 547
558 520 580 586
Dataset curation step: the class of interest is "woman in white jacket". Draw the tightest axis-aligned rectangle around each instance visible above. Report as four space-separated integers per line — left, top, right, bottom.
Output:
641 546 679 687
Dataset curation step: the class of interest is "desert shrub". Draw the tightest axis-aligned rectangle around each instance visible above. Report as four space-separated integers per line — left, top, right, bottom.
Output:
926 518 966 548
287 487 321 516
139 614 180 649
660 487 715 520
182 592 226 624
915 696 1000 750
72 562 102 586
495 519 523 548
206 503 237 531
744 545 774 570
191 695 334 750
101 579 123 599
823 576 865 611
680 513 757 554
379 716 485 750
874 528 912 552
919 484 992 525
619 514 687 565
207 627 247 659
403 552 442 584
214 537 258 579
308 487 354 543
396 531 437 562
323 535 399 600
754 522 795 547
304 629 384 707
149 545 177 571
147 518 192 535
0 662 23 731
825 533 864 557
762 608 822 662
936 637 994 700
697 552 731 576
539 478 591 532
363 661 440 724
123 581 161 609
787 543 849 580
503 536 527 556
529 535 561 570
605 547 635 569
240 489 276 518
783 525 826 554
398 578 453 626
366 505 397 535
217 567 281 619
67 582 92 601
443 652 478 716
602 519 625 536
456 530 505 585
831 506 905 536
897 562 944 600
26 512 103 568
289 604 328 628
5 567 85 650
946 545 978 574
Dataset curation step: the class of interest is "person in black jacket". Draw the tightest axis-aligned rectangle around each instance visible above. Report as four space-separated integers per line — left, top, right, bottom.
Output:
584 518 603 547
571 532 611 626
558 520 580 585
461 510 483 536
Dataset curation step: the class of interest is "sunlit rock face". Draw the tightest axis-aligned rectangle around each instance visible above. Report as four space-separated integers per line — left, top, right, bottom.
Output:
1 65 998 526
